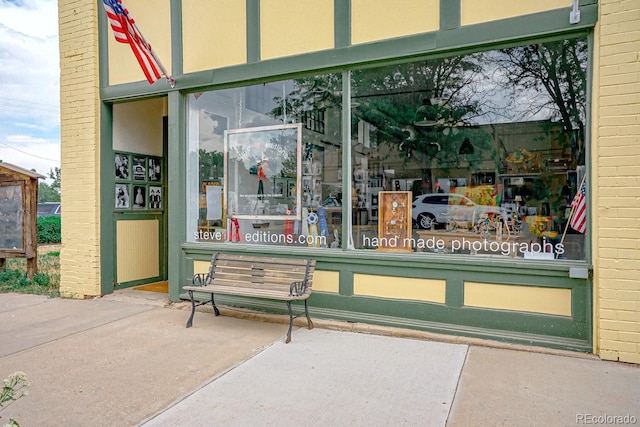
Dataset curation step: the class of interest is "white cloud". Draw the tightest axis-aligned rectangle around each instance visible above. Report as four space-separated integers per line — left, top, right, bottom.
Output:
0 0 60 176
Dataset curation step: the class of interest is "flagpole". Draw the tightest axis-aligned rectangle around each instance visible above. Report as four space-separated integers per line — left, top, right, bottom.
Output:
129 20 175 87
556 172 587 259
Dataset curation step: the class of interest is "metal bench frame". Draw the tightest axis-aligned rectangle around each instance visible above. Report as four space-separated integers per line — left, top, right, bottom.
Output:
183 253 315 343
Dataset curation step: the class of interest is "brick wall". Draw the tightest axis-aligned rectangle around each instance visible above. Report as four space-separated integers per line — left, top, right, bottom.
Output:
595 0 640 364
58 0 101 297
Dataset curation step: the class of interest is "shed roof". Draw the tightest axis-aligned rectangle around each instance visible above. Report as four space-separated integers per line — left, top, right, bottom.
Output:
0 161 47 180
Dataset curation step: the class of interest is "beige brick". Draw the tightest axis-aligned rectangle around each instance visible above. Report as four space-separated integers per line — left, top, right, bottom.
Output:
599 94 640 109
608 332 640 344
599 340 638 353
597 115 640 127
598 349 620 361
597 329 619 341
600 299 638 313
617 311 640 323
600 71 640 86
600 319 639 332
617 352 640 364
599 308 619 320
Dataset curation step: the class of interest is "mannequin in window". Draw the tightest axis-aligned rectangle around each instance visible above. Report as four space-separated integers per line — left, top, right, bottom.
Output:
257 158 269 201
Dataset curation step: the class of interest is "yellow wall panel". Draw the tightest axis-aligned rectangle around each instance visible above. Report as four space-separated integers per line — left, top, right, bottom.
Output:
312 270 339 293
354 274 446 303
464 282 572 316
107 0 172 85
116 219 159 283
261 0 333 60
194 260 210 275
182 0 246 73
461 0 569 26
352 0 439 45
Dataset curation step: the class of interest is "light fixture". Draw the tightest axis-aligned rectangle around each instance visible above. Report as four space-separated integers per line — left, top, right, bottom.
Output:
414 98 438 127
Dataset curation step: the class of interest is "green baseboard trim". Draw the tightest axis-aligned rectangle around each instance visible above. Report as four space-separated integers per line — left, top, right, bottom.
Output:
180 293 591 353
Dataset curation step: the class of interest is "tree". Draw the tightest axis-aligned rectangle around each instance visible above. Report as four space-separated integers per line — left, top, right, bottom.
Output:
38 167 61 202
48 167 61 193
494 38 588 164
350 55 496 171
38 182 60 202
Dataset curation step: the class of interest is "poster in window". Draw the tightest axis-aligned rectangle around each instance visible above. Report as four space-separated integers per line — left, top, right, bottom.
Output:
149 186 162 209
115 154 130 180
133 185 146 209
133 156 146 181
115 184 130 209
148 157 162 182
224 123 302 221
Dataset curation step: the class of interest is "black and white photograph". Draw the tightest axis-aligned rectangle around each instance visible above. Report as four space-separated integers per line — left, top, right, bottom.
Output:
115 154 130 179
149 186 162 209
115 184 130 209
148 157 162 182
133 156 146 180
133 185 146 209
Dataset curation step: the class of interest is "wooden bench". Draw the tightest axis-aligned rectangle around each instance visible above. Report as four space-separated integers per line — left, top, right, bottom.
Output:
183 253 316 343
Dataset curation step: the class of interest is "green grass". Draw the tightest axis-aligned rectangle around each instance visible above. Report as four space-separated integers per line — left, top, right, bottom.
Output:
0 251 60 298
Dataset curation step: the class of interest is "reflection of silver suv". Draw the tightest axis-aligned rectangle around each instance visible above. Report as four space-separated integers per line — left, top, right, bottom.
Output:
412 193 505 229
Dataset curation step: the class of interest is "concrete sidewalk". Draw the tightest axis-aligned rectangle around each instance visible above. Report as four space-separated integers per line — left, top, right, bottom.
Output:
0 291 638 427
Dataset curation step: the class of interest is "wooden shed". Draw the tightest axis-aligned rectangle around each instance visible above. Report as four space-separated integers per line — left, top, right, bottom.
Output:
0 162 46 278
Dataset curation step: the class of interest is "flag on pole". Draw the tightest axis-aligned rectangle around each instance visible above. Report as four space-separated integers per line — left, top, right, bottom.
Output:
569 180 587 234
102 0 174 86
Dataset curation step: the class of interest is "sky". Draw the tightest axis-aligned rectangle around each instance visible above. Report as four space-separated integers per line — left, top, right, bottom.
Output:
0 0 60 181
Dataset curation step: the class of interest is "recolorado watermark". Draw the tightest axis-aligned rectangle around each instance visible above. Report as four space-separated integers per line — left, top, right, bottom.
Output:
576 414 637 424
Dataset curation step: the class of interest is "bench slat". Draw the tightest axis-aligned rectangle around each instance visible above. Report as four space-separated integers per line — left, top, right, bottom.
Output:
210 271 311 285
183 284 310 300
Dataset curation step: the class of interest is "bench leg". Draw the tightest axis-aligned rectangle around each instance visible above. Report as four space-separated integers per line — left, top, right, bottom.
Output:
286 301 293 344
186 290 196 328
211 293 220 316
304 299 314 330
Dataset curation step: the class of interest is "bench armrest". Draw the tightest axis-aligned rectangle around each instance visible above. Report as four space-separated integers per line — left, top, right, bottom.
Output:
191 273 208 286
289 280 309 297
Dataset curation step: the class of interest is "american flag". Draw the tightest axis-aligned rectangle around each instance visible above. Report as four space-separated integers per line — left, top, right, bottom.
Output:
102 0 172 85
570 180 587 234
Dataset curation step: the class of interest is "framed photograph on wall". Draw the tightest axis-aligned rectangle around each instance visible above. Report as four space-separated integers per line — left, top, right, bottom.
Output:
115 153 130 180
149 186 162 209
132 185 146 209
115 184 130 209
148 157 162 182
133 156 146 181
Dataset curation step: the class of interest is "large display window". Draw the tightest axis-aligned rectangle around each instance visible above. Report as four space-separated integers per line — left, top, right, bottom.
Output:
187 74 343 247
187 36 588 260
349 37 588 260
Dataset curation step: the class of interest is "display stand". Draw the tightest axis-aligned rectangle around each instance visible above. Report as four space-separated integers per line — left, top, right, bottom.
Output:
377 191 412 252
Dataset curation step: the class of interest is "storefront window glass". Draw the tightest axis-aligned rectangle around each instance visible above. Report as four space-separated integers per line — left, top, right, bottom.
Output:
187 37 588 261
350 37 588 260
187 73 343 247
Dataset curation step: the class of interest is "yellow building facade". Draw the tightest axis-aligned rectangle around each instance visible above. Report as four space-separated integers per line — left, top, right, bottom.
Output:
58 0 639 363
